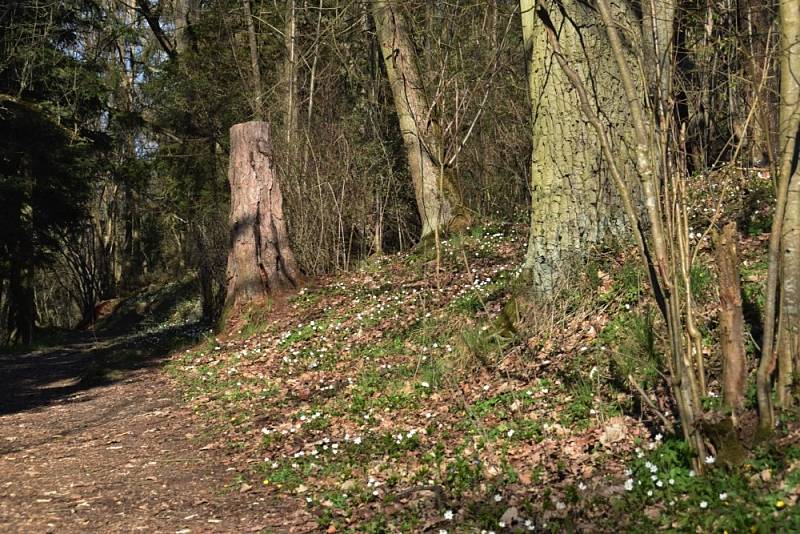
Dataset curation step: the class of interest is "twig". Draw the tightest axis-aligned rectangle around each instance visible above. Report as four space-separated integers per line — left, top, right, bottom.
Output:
628 374 675 434
392 484 449 508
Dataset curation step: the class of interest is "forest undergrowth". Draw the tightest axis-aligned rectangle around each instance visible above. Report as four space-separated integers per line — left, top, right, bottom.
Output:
167 189 800 532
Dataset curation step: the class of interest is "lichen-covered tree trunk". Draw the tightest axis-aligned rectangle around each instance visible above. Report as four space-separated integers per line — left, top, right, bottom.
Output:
225 122 300 310
520 0 634 293
371 0 466 239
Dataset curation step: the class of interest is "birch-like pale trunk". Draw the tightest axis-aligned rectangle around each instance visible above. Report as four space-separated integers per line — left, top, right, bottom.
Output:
776 0 800 410
759 0 800 425
777 168 800 406
642 0 675 101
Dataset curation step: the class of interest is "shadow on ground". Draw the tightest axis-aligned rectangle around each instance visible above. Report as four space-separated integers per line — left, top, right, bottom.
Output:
0 323 206 416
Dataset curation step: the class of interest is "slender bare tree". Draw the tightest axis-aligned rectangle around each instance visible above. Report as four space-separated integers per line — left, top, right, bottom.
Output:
759 0 800 425
371 0 467 239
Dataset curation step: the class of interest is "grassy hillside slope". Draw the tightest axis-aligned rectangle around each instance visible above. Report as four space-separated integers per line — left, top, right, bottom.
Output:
168 224 800 532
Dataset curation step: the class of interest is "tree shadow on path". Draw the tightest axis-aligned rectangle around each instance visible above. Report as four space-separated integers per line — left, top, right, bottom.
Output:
0 322 315 533
0 323 205 416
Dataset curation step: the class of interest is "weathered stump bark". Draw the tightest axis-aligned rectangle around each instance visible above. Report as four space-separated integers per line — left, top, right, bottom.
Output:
224 121 299 310
714 222 747 416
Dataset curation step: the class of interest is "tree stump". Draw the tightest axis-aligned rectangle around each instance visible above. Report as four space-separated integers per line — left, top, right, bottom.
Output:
714 222 746 416
224 121 299 310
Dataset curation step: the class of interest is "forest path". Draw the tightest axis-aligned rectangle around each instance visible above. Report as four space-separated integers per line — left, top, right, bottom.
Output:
0 330 314 533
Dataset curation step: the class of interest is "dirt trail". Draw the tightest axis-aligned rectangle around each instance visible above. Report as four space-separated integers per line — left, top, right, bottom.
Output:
0 332 314 533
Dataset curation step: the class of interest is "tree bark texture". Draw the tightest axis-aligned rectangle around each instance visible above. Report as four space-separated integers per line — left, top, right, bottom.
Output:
283 0 299 150
174 0 199 55
641 0 675 100
766 0 800 413
520 0 635 294
778 166 800 406
225 122 300 310
714 222 747 415
243 0 264 120
371 0 466 239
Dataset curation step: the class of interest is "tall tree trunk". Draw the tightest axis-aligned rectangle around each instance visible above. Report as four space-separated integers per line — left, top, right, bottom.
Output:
776 0 800 409
778 167 800 407
283 0 299 151
371 0 467 239
760 0 800 423
243 0 264 120
7 206 35 345
225 122 300 310
738 0 777 168
93 181 117 298
520 0 633 294
641 0 675 101
174 0 199 55
121 185 143 288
